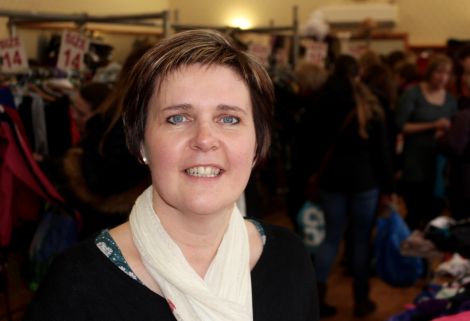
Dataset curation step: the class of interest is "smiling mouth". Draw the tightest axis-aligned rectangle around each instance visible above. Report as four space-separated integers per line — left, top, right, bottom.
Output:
185 166 222 177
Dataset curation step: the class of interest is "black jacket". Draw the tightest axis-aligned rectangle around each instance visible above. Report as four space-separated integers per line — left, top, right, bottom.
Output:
292 77 394 194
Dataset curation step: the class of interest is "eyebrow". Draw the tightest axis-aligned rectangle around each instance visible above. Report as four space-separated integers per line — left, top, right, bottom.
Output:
216 104 247 115
161 104 192 113
161 103 247 115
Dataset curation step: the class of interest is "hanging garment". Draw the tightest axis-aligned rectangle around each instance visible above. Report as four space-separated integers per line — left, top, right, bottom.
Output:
0 105 63 246
0 86 16 108
43 95 72 157
18 93 49 156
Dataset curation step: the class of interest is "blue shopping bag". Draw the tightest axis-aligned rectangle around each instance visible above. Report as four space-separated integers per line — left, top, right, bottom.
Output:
296 200 326 254
374 208 424 287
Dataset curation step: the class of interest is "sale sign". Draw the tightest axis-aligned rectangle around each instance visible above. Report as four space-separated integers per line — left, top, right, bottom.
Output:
57 30 89 72
242 33 272 66
0 36 29 73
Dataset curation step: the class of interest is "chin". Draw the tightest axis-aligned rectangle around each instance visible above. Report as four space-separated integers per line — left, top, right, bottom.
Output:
181 197 238 216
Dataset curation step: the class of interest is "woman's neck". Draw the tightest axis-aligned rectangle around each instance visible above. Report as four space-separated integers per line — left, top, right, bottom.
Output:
421 81 447 106
153 200 234 277
423 81 444 93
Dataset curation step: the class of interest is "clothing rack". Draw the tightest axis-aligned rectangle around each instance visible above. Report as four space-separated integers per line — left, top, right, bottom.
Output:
0 10 170 36
172 6 300 67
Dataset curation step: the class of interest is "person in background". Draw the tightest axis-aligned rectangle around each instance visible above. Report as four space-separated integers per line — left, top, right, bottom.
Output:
309 55 394 318
24 29 318 321
438 52 470 220
394 61 421 97
386 50 407 71
70 82 112 135
60 45 152 238
357 50 382 78
288 62 328 228
362 63 398 166
396 54 458 230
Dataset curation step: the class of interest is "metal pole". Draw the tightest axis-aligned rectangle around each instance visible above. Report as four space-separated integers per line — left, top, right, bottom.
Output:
292 5 299 68
174 9 179 24
163 10 170 37
7 18 16 37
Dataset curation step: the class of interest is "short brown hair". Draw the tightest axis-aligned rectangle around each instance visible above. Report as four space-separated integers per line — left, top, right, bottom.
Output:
424 54 452 81
122 29 274 165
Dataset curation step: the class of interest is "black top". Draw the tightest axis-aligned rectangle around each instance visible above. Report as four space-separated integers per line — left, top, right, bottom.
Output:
293 77 394 194
24 221 319 321
395 85 457 183
439 106 470 199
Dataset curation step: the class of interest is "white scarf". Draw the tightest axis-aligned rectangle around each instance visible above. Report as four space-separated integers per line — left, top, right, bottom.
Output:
129 186 253 321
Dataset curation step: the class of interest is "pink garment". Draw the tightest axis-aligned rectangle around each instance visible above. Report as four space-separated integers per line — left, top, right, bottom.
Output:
0 105 64 246
432 311 470 321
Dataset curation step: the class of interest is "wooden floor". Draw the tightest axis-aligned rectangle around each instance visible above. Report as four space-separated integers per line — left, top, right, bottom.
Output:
262 211 425 321
0 202 424 321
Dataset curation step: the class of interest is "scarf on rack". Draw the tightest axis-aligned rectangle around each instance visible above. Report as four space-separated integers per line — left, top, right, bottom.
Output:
129 186 253 321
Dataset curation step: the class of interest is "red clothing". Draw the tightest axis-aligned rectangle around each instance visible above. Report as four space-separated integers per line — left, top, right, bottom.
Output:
432 311 470 321
0 105 63 246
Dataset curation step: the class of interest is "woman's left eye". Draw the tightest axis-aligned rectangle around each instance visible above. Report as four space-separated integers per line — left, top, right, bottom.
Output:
219 116 240 124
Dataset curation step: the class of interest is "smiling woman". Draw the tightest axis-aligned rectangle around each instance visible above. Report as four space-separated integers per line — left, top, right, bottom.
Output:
24 30 319 321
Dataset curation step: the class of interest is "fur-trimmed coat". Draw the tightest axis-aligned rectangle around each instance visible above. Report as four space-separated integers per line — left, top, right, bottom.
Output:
62 115 150 237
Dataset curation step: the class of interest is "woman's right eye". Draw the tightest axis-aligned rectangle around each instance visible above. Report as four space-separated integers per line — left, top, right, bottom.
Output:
167 115 187 124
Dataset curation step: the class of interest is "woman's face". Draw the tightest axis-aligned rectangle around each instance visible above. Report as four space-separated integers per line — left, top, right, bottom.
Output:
429 63 452 89
143 64 256 216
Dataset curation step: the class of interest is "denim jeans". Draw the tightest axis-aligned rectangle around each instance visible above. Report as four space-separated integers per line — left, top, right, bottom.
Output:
314 188 379 302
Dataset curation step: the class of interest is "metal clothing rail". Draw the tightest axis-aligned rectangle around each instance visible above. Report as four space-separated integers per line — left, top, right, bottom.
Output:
172 6 299 66
0 10 170 36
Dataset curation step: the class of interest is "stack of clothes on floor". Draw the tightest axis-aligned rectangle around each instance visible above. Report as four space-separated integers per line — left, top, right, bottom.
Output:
389 217 470 321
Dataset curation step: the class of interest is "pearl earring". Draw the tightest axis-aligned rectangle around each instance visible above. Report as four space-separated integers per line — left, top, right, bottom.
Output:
141 145 148 164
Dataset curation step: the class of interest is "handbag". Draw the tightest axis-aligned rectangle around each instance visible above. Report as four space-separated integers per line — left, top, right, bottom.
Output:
305 109 356 201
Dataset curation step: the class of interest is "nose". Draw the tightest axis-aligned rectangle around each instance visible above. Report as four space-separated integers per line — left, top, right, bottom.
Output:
190 121 219 151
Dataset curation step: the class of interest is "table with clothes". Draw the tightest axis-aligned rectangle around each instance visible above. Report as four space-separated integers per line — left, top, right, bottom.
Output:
388 217 470 321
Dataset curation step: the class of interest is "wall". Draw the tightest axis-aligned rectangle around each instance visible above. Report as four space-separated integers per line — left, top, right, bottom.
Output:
169 0 470 46
396 0 470 46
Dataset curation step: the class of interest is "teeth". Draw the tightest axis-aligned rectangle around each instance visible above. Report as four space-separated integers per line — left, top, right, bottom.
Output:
185 166 221 177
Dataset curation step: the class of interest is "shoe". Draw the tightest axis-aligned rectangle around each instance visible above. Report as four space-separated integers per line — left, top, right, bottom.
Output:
319 302 337 318
354 300 376 317
317 282 337 318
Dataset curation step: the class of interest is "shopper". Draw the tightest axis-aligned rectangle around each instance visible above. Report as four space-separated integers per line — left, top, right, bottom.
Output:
24 29 318 321
288 62 328 227
310 55 394 318
362 62 398 163
396 54 458 230
438 54 470 220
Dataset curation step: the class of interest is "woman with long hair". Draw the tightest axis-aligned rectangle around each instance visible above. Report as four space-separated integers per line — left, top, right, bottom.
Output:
310 55 394 318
